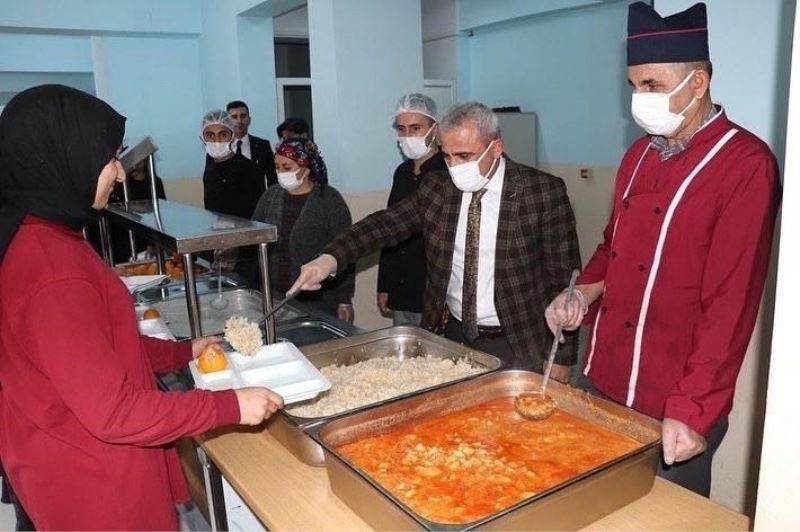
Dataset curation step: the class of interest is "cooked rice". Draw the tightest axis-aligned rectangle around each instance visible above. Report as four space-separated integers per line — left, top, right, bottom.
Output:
224 315 263 356
287 356 482 418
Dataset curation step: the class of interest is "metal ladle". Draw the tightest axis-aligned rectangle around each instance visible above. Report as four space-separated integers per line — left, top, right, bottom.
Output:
516 269 580 421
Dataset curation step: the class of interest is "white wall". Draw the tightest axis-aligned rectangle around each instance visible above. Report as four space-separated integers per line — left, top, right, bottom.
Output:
273 5 309 38
755 6 800 526
93 35 206 179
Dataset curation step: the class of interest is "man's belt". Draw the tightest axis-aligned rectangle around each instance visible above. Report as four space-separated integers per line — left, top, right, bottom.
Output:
449 313 505 339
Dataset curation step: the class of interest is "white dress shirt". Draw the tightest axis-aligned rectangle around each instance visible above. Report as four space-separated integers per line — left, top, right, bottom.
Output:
446 157 505 326
235 134 252 160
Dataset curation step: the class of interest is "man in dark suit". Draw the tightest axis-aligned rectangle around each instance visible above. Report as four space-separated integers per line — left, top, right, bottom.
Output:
206 100 278 188
290 102 581 379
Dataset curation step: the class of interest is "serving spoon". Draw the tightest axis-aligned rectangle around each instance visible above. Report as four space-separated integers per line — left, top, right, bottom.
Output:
515 269 580 421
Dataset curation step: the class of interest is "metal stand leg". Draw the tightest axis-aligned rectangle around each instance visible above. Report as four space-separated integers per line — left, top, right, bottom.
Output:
182 253 202 338
98 215 113 266
258 243 276 344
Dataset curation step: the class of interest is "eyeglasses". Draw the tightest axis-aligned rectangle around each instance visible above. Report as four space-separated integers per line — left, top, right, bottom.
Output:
113 145 127 162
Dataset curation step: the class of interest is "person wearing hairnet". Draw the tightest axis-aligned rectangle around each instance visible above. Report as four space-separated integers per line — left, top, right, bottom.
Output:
377 93 447 326
201 109 267 274
202 109 266 219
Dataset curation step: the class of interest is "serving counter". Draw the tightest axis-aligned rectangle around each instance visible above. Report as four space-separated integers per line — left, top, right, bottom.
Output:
198 421 750 531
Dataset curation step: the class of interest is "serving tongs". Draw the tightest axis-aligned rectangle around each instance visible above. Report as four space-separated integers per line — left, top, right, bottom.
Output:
263 289 300 321
515 269 580 421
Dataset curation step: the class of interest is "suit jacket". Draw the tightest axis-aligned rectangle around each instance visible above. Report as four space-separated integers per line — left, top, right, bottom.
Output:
205 134 277 188
248 134 278 187
324 159 581 367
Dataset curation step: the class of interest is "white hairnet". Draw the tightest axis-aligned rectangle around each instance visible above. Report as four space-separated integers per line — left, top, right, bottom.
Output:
394 93 437 122
201 109 234 132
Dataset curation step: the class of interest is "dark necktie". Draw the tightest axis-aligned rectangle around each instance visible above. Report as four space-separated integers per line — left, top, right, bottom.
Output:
236 139 243 156
462 188 487 342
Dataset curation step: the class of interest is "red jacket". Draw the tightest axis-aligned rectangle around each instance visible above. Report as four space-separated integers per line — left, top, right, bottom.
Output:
579 110 780 436
0 216 240 530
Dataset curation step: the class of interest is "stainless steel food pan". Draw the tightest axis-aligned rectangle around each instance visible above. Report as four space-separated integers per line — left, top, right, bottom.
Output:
311 370 661 531
150 289 306 338
276 320 348 346
266 326 501 466
134 275 239 302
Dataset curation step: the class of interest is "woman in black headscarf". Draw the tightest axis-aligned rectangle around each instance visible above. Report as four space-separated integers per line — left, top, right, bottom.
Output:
0 85 282 530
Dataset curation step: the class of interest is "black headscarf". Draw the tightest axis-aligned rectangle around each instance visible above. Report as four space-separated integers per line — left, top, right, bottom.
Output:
0 84 126 260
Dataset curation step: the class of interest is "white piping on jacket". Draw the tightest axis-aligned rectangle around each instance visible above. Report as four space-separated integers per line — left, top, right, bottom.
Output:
625 128 738 406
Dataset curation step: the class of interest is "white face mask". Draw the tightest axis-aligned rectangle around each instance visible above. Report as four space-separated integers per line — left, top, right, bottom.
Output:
631 70 699 137
205 141 232 159
277 169 303 191
398 124 435 160
448 141 496 192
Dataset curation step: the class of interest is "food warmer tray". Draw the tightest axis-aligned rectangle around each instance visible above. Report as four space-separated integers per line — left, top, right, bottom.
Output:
266 326 502 466
150 289 306 339
310 369 661 531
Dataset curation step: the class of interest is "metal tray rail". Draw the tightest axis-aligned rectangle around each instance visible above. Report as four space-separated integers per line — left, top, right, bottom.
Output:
311 370 661 531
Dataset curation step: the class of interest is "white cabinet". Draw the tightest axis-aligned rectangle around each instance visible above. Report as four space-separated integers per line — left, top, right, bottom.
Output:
496 112 537 168
221 476 267 532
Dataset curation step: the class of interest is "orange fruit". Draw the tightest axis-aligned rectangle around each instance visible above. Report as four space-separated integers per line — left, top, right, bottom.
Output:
142 308 160 319
197 344 228 374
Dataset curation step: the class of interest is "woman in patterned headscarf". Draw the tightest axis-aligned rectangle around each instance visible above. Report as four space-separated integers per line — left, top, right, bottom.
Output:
252 138 355 322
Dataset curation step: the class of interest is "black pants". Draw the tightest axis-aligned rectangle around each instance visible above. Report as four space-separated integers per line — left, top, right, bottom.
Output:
443 315 529 369
576 371 728 497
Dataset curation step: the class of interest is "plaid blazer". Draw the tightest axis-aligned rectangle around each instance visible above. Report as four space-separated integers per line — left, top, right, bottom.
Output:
325 159 581 366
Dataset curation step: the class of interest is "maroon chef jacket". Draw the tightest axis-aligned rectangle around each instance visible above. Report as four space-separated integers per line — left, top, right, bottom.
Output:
579 109 780 436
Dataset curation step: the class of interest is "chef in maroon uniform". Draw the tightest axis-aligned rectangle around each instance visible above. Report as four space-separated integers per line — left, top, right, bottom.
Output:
546 2 781 496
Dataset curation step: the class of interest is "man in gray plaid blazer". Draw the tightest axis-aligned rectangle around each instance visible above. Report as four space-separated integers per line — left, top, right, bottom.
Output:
291 102 580 378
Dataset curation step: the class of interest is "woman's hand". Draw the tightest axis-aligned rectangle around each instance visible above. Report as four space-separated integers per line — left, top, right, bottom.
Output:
337 304 355 323
191 336 223 359
235 387 284 425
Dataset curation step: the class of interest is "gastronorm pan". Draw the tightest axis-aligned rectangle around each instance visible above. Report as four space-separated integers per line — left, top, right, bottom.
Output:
151 288 306 338
311 369 661 531
266 326 502 466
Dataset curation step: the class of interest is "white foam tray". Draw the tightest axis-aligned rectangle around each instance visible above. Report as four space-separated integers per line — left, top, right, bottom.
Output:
137 317 176 341
189 342 331 405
